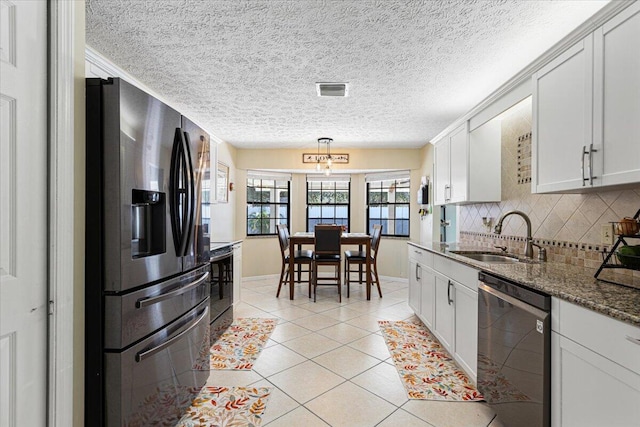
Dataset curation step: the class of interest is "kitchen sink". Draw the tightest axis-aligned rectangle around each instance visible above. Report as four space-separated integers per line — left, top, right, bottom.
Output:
450 251 520 263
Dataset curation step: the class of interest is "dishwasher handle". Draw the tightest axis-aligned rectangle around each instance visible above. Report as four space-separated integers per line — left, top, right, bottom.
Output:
478 272 550 311
479 282 549 319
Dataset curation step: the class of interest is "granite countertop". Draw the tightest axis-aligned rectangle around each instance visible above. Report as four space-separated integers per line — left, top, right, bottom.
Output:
210 240 242 252
408 241 640 328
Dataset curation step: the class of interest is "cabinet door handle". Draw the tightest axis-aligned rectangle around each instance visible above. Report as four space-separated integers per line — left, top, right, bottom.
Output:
588 143 597 185
581 145 588 186
626 335 640 346
415 264 421 280
447 280 453 305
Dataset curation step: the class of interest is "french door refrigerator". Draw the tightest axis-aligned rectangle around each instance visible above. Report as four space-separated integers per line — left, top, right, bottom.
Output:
85 78 212 426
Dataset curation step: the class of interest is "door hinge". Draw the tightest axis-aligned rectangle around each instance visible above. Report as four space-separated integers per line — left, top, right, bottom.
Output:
48 300 55 315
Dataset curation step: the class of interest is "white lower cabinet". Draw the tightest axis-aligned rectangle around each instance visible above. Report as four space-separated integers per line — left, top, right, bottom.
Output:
552 332 640 427
551 298 640 426
407 244 479 381
408 245 434 321
453 282 478 382
434 274 455 351
408 259 422 314
419 266 436 330
232 242 242 304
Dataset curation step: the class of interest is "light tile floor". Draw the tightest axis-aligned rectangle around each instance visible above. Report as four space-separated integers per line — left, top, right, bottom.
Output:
207 275 502 427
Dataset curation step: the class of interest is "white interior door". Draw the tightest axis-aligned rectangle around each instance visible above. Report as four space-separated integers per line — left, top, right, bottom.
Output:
0 1 48 425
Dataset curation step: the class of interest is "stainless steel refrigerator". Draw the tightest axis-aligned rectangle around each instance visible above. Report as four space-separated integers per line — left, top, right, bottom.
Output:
85 78 212 426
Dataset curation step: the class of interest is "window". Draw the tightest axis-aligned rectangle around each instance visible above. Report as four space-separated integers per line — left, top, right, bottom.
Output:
366 171 410 237
306 176 350 231
201 169 211 235
246 171 291 236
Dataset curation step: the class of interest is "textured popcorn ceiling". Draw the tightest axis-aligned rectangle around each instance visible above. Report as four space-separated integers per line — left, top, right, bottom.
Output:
86 0 608 149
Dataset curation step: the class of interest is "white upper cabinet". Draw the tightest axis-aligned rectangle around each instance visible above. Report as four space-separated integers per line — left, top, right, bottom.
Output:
532 34 594 193
449 124 468 203
434 136 451 205
594 2 640 187
433 121 500 205
533 2 640 193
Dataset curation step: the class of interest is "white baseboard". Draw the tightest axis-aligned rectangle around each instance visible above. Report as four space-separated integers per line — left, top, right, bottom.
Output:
241 274 406 283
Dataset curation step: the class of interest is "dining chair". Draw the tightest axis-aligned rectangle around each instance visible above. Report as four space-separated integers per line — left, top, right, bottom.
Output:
312 224 342 302
344 224 383 298
276 224 313 298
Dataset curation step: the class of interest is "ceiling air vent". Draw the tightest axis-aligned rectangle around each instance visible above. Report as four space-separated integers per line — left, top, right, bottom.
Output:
316 82 349 97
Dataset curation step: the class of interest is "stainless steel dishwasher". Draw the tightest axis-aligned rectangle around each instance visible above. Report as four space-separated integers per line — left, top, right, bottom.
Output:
477 272 551 427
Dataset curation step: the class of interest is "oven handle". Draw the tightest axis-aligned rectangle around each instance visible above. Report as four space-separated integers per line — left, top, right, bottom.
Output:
136 272 209 309
478 282 549 318
135 305 209 363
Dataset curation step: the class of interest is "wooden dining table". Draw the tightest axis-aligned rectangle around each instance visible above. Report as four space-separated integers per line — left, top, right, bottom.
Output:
288 231 373 301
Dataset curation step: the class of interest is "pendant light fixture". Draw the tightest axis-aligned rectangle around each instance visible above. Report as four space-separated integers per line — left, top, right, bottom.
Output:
317 137 333 176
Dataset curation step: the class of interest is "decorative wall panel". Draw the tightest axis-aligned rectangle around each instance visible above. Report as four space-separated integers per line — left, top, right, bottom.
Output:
0 1 16 66
0 332 16 427
0 95 16 278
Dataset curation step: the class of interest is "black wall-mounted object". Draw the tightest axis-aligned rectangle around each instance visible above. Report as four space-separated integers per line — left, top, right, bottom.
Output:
417 184 429 205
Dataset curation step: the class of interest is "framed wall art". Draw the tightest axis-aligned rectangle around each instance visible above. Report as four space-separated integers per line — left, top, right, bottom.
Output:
216 162 229 203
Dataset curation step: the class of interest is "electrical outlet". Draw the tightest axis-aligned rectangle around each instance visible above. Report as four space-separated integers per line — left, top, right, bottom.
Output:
601 223 614 245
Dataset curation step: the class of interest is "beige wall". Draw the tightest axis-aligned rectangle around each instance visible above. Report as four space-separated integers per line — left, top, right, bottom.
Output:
74 2 86 425
210 140 238 243
416 144 436 245
234 147 429 280
459 99 640 246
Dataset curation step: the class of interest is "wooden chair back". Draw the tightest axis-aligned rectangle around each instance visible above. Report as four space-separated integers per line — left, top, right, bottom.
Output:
371 224 383 256
277 224 289 259
314 224 342 256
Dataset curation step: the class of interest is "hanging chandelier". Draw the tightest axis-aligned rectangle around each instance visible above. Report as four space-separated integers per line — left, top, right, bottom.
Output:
316 137 333 176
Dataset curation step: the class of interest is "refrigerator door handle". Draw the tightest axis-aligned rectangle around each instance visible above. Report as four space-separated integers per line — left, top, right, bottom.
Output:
182 130 196 254
135 305 209 362
170 128 192 257
169 128 184 255
135 271 209 308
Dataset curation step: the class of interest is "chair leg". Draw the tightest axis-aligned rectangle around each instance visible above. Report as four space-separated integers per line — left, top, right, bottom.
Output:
337 263 341 303
276 263 287 297
373 261 382 298
313 263 317 302
345 259 350 298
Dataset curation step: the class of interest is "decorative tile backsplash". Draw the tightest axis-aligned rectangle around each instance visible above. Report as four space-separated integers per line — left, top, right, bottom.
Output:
516 131 531 185
459 97 640 269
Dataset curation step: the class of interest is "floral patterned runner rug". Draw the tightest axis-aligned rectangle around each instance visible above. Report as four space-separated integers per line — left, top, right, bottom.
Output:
210 317 278 370
378 320 483 401
176 386 272 427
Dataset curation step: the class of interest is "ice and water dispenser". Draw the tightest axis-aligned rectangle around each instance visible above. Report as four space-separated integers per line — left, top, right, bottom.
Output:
131 189 165 258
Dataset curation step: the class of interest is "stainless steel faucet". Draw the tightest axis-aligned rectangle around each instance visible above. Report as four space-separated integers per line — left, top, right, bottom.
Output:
494 210 546 261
